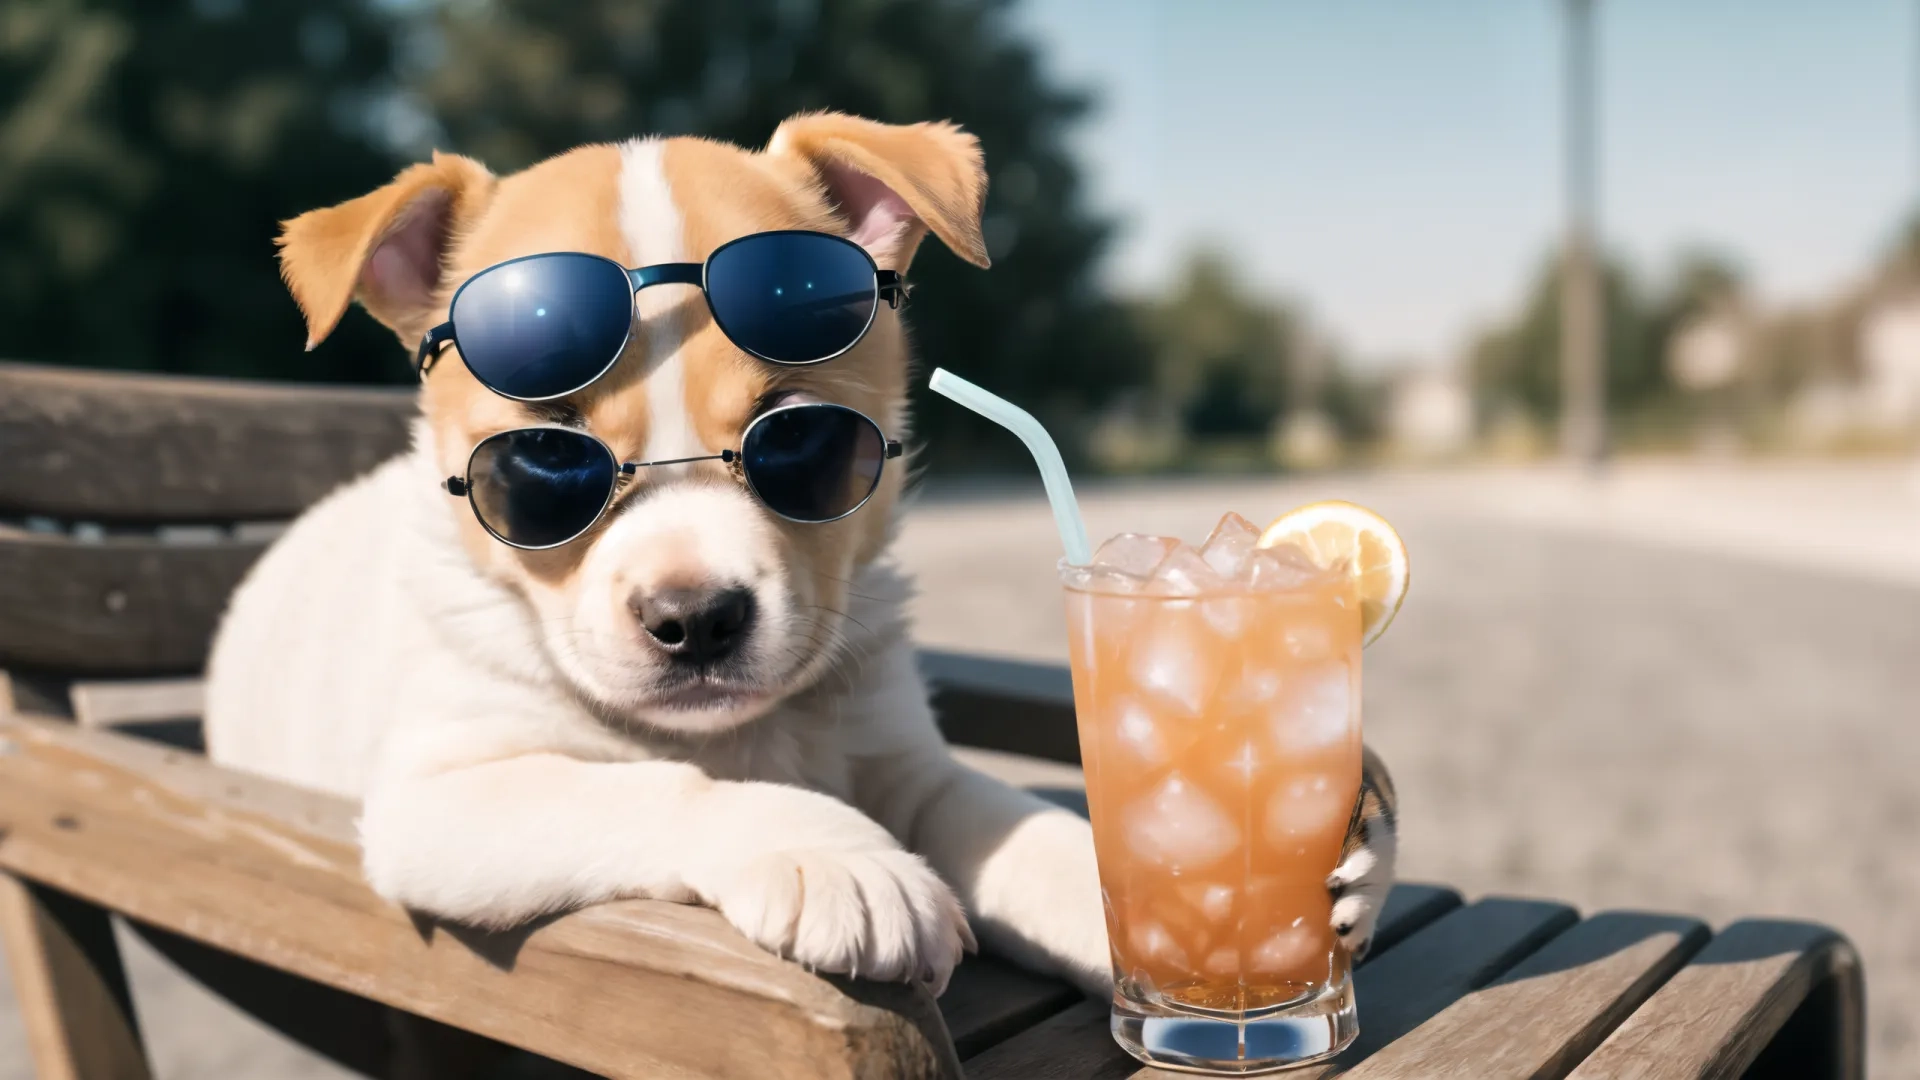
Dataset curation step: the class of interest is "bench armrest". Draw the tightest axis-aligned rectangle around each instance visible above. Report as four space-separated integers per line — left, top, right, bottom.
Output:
0 712 960 1080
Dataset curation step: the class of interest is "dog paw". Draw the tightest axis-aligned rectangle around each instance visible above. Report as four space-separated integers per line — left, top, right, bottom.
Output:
708 846 974 994
1326 818 1397 962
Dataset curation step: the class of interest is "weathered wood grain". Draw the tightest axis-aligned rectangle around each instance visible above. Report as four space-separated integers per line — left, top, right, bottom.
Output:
1349 910 1709 1078
1288 896 1581 1077
0 873 153 1080
0 362 414 522
1570 919 1865 1080
68 678 206 728
963 883 1467 1078
0 712 962 1080
0 529 266 675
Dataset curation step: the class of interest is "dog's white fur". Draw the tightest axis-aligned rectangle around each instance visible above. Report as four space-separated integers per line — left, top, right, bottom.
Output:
207 124 1392 1001
209 429 1111 993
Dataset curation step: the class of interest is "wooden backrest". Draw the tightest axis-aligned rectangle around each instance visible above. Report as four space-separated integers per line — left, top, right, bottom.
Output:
0 362 415 682
0 363 1087 749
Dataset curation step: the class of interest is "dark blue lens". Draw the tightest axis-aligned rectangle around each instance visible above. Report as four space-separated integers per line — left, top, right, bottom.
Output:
741 404 885 522
451 254 633 399
466 428 617 547
705 233 878 364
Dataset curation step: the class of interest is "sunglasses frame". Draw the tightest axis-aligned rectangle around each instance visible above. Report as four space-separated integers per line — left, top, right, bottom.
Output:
445 402 905 550
416 231 911 401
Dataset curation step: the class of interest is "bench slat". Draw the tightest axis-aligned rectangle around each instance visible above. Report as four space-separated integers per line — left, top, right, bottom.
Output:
938 954 1082 1061
0 362 413 522
963 883 1467 1078
921 650 1080 765
68 678 206 729
1569 919 1865 1080
0 530 267 676
1349 910 1709 1078
0 713 960 1080
1289 896 1581 1078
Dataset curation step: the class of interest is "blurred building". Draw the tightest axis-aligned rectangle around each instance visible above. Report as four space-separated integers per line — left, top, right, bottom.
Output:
1667 309 1744 394
1857 293 1920 430
1384 367 1473 459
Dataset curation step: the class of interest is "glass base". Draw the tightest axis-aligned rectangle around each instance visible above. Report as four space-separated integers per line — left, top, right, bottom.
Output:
1110 974 1357 1075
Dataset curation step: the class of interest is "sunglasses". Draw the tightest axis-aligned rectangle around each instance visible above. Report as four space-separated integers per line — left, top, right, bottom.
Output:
444 402 903 549
415 230 909 401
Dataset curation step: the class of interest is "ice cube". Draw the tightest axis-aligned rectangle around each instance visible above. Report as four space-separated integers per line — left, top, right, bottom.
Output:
1197 884 1236 922
1129 920 1192 972
1283 622 1334 660
1200 596 1249 638
1128 603 1224 716
1112 698 1165 763
1148 543 1227 597
1220 660 1283 712
1248 924 1324 976
1061 563 1148 595
1266 774 1353 839
1244 540 1325 590
1203 948 1240 976
1271 663 1353 753
1122 772 1241 871
1174 881 1238 925
1200 512 1261 579
1218 739 1265 787
1092 533 1180 577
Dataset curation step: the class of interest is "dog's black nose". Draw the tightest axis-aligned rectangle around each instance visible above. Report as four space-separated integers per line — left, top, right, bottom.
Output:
629 586 756 664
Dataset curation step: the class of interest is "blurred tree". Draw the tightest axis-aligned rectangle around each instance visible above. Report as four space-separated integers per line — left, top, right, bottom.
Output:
1466 249 1675 433
0 0 1148 472
413 0 1151 469
0 0 412 384
1137 250 1301 440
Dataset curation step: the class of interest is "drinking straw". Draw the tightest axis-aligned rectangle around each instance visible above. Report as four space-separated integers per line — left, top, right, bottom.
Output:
928 368 1092 566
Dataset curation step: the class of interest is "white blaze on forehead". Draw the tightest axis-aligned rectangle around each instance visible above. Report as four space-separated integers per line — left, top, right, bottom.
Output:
618 138 705 470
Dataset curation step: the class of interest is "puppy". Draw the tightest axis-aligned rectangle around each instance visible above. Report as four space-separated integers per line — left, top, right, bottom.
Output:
204 111 1397 1000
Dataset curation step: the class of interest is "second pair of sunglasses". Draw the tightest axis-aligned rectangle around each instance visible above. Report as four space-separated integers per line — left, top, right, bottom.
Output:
417 230 908 401
446 402 902 549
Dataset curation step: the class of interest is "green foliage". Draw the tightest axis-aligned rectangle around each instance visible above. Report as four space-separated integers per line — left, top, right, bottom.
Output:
0 0 411 384
421 0 1149 470
1136 251 1298 439
1466 248 1745 434
0 0 1149 471
1128 249 1379 456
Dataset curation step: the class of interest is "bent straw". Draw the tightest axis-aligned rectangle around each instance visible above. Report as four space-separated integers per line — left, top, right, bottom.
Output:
928 368 1092 566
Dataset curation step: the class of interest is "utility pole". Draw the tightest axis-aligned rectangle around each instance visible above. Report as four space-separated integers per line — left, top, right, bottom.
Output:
1561 0 1606 469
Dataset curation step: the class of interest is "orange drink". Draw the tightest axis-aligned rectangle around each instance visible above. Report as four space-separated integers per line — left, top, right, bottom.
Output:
1062 512 1363 1073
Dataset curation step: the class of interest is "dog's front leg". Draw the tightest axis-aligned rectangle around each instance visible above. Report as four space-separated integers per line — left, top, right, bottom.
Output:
891 760 1114 997
359 753 973 989
842 647 1113 996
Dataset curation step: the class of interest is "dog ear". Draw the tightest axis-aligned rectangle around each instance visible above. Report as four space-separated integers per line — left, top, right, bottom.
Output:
277 151 495 350
768 112 990 272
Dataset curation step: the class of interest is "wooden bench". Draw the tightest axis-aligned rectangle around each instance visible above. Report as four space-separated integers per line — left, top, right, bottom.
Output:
0 362 1866 1078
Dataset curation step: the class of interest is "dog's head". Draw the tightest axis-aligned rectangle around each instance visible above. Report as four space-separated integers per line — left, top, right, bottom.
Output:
277 113 988 733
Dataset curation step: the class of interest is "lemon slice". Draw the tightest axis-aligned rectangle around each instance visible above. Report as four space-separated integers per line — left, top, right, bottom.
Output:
1258 501 1409 646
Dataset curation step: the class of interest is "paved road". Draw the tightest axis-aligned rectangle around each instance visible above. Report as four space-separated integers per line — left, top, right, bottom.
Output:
5 468 1917 1077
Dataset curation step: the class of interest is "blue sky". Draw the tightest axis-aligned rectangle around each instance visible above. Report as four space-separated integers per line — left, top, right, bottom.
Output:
1012 0 1918 368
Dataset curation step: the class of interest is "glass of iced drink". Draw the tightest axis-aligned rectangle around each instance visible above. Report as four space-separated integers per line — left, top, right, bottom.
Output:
1062 512 1363 1073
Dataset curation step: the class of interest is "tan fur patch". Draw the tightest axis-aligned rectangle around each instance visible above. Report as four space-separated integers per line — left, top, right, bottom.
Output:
419 143 628 579
287 115 987 620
